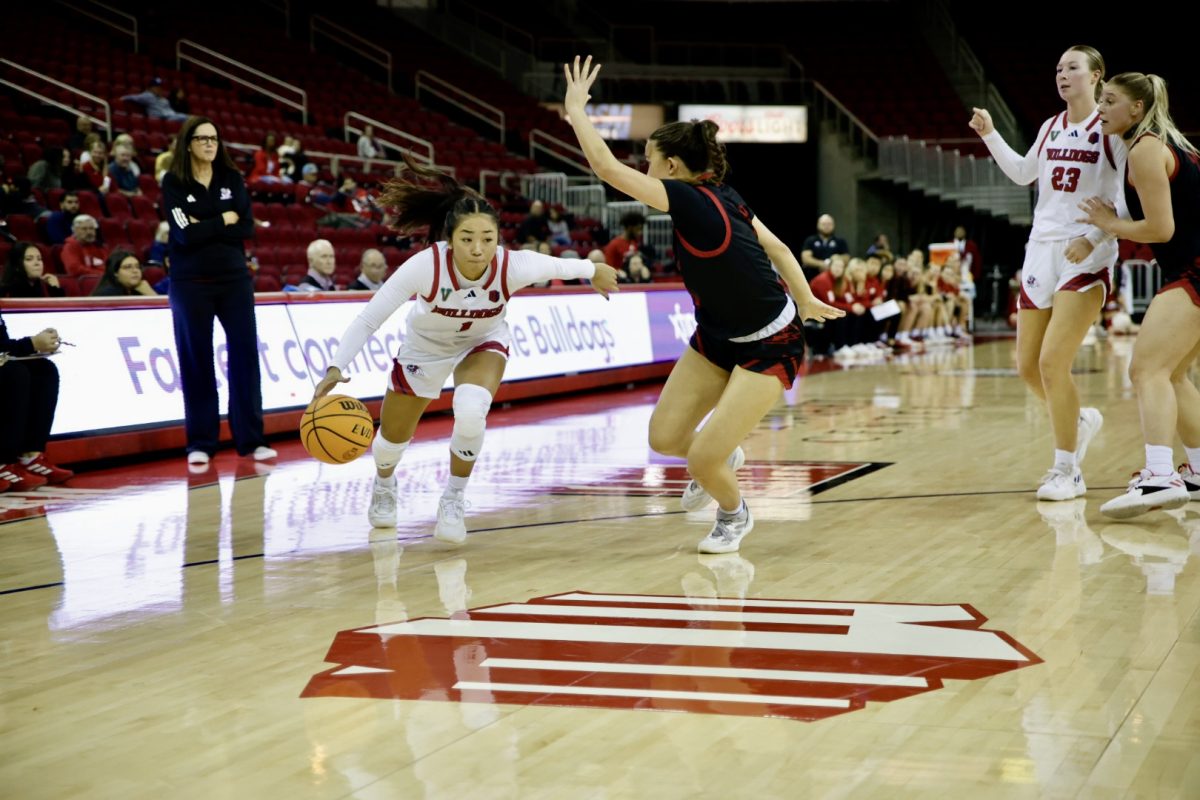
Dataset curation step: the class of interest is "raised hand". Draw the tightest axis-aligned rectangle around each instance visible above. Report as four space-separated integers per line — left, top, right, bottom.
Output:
563 55 602 115
969 108 994 137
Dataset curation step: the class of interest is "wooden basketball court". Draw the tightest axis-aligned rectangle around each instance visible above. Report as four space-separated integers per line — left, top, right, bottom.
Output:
2 338 1197 798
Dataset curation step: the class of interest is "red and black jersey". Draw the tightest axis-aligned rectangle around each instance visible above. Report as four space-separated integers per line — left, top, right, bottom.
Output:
663 179 790 340
1124 136 1200 278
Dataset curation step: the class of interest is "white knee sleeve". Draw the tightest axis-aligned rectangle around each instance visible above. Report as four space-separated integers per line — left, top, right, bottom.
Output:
372 434 410 472
450 383 492 461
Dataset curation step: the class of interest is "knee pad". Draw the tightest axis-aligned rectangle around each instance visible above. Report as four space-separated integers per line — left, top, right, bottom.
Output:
450 383 492 461
372 434 410 471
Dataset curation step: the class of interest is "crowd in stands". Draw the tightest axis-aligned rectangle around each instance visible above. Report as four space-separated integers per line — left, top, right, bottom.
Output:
800 213 979 361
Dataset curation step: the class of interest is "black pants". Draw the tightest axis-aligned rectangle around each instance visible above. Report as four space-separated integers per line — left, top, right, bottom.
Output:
0 358 59 462
169 275 266 456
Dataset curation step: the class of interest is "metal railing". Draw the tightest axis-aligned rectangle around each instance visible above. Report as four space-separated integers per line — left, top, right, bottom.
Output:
604 201 647 236
520 173 568 208
478 168 521 197
176 39 308 125
343 112 435 167
226 141 417 179
311 15 392 93
643 215 674 259
0 59 112 141
1126 260 1162 314
56 0 138 52
529 129 591 174
414 70 505 143
808 78 878 160
878 136 1033 224
564 181 606 222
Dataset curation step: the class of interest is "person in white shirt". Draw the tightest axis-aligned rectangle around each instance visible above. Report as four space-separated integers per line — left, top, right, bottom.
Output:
970 45 1123 503
357 125 384 159
313 156 619 543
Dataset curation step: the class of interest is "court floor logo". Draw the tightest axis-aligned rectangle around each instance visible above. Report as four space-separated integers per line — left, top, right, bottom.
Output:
302 592 1041 722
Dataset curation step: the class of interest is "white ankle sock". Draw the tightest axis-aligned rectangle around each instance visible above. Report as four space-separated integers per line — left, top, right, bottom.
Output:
1145 444 1174 476
1054 450 1077 471
1184 446 1200 472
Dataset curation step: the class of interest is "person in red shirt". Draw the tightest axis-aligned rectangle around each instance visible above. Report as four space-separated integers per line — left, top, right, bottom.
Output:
807 255 854 355
603 211 649 268
248 133 284 184
60 215 109 276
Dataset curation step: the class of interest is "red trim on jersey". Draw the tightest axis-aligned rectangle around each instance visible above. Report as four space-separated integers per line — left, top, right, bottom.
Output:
1103 135 1116 170
423 246 441 303
446 246 462 290
1161 277 1200 307
1018 284 1037 310
1060 112 1069 130
483 251 499 290
1169 146 1181 182
500 248 512 300
674 186 733 259
468 340 511 358
1085 112 1101 131
391 359 417 396
1036 114 1061 157
1060 268 1110 296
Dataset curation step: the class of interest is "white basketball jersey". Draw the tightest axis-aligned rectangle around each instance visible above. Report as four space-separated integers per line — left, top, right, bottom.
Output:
332 242 596 371
1029 110 1122 242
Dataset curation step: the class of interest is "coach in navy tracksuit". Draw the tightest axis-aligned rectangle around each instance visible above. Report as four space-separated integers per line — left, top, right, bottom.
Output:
162 116 274 468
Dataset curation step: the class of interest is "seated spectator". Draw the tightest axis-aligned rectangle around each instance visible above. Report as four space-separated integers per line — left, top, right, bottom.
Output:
547 205 572 247
152 255 171 295
866 233 895 264
0 310 74 491
357 125 384 159
603 211 653 268
45 192 80 245
516 199 550 245
620 251 653 283
78 134 105 168
27 147 68 191
278 136 307 180
297 239 338 291
298 163 334 204
0 175 48 219
67 115 93 153
61 215 108 276
2 242 64 298
155 136 177 184
81 140 112 195
348 248 387 291
108 144 142 196
91 249 156 297
113 135 142 178
249 133 286 184
121 78 189 122
148 221 170 265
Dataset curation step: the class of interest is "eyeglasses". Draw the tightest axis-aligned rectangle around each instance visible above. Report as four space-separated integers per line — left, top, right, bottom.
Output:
191 135 219 145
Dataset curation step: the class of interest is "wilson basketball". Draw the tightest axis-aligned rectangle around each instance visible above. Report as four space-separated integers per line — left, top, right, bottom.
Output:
300 394 376 465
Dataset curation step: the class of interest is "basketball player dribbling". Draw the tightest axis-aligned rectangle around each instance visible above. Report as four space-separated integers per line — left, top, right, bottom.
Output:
563 55 845 554
313 156 619 543
970 45 1123 502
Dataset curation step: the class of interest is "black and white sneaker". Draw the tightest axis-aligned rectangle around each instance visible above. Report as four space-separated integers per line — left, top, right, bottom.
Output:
1177 463 1200 501
1100 470 1190 520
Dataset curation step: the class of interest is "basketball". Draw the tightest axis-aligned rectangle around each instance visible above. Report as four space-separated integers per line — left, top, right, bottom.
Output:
300 394 376 465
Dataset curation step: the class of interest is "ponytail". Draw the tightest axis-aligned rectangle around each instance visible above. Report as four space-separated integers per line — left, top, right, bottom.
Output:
649 119 729 183
377 151 498 241
1109 72 1199 157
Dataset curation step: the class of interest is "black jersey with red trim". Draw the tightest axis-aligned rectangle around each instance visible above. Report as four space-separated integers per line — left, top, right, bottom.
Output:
1125 137 1200 277
662 179 789 340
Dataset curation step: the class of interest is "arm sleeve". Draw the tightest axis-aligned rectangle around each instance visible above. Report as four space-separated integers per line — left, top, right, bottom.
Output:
981 119 1049 187
330 250 434 373
162 174 225 248
504 248 597 290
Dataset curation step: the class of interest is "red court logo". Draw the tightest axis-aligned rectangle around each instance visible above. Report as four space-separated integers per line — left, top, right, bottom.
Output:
303 592 1041 722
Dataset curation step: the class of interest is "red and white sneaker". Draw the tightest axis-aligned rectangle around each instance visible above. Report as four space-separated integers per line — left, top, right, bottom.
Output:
21 454 74 484
0 463 49 492
1100 470 1190 520
1178 463 1200 501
